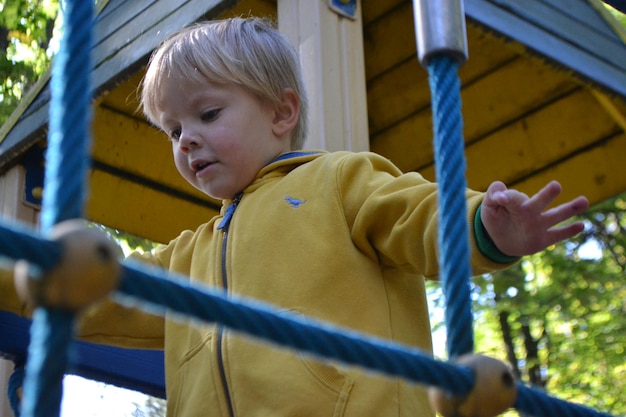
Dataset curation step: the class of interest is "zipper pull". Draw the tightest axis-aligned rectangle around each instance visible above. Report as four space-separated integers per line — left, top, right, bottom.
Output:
217 193 242 231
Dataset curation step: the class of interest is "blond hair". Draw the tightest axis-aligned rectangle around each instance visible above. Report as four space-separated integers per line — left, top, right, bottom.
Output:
141 17 308 149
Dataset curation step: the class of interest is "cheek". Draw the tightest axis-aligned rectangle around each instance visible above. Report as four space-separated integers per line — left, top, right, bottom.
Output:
172 149 192 179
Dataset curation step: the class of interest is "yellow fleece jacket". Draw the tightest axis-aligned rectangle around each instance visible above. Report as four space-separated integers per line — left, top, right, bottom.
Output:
0 151 513 417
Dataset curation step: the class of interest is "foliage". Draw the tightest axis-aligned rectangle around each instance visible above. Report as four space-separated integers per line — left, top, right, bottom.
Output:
132 396 167 417
605 4 626 26
428 192 626 415
0 0 59 126
91 223 160 255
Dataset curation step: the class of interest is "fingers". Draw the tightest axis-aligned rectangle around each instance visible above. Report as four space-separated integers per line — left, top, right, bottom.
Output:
524 181 562 213
484 181 509 207
541 196 588 230
545 221 586 246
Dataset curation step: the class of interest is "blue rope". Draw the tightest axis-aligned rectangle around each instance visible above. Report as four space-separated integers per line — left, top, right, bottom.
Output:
18 1 94 417
515 384 614 417
117 261 476 395
41 0 93 231
0 3 617 417
20 310 74 417
0 220 618 417
8 362 24 416
0 223 61 270
427 55 474 359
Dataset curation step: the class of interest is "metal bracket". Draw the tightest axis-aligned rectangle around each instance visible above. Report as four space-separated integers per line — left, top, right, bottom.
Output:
329 0 357 19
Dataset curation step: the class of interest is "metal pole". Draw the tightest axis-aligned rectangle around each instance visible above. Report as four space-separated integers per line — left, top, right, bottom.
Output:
413 0 469 66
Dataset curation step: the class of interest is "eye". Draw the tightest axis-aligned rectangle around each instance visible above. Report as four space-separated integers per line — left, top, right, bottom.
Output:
168 127 182 142
201 109 220 122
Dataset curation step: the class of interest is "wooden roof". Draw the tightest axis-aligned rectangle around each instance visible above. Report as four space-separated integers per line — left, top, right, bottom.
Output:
0 0 625 247
366 0 626 203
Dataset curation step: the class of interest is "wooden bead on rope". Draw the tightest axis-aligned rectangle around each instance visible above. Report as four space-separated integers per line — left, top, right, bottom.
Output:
428 354 517 417
14 219 121 311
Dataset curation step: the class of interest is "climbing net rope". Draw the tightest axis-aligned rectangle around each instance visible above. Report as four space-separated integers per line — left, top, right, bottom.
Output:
0 1 619 417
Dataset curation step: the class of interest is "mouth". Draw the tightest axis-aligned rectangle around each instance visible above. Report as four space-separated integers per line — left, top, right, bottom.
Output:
191 159 215 175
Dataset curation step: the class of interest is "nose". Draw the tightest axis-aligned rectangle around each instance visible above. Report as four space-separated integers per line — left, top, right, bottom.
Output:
178 128 201 154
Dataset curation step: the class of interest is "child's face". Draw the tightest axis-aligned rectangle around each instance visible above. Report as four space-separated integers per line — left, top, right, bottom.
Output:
157 78 291 200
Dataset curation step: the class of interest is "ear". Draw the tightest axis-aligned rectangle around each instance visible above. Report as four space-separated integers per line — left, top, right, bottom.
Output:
272 88 300 138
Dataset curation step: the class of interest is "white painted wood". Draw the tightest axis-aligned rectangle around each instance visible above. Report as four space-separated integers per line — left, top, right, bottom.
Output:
0 165 40 417
277 0 370 152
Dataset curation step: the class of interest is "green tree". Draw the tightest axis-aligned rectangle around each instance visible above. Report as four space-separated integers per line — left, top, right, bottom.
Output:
0 0 59 126
462 192 626 415
132 396 167 417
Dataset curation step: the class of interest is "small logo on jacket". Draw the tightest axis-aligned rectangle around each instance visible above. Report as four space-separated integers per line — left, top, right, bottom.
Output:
285 197 306 208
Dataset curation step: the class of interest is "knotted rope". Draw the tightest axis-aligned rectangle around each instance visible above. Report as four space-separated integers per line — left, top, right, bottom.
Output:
427 54 474 359
16 1 93 416
0 1 619 417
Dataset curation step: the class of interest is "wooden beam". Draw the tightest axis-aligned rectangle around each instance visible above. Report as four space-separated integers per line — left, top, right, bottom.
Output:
367 25 518 136
371 57 579 172
417 89 624 206
590 88 626 132
277 0 369 151
0 166 39 417
510 131 626 207
86 168 218 244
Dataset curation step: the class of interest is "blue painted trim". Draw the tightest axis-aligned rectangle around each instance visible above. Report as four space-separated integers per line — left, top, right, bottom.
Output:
329 0 357 19
0 311 165 398
272 151 323 163
465 0 626 97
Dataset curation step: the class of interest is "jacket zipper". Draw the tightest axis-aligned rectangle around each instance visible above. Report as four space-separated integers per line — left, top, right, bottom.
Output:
216 193 242 417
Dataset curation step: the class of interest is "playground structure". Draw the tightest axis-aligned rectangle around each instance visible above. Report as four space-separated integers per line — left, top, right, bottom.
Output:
0 0 625 416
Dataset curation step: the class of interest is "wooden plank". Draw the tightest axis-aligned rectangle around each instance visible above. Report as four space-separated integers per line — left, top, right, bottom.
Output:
371 57 579 171
99 0 277 118
361 0 405 26
464 88 621 188
279 0 369 151
416 89 624 207
590 89 626 132
0 311 166 399
367 26 518 135
465 0 626 98
91 106 217 204
93 0 206 71
0 103 47 173
86 169 218 244
222 0 276 17
98 72 144 115
93 0 157 50
92 0 239 95
0 166 38 224
510 131 626 207
363 1 416 80
491 0 626 70
0 360 11 417
540 0 620 40
367 58 429 135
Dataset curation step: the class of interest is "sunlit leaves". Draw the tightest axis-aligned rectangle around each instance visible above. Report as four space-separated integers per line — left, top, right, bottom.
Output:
0 0 60 125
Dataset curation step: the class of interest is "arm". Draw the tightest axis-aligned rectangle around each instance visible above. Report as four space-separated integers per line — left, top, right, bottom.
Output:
480 180 589 257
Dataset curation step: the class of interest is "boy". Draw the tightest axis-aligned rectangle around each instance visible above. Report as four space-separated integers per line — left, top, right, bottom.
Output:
1 17 588 417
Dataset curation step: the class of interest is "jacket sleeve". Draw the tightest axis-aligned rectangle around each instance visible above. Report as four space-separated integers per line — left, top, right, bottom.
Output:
335 152 516 279
0 252 166 349
0 265 29 316
76 249 167 350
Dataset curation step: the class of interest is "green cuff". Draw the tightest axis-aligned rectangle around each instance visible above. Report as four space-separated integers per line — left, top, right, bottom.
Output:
474 204 520 264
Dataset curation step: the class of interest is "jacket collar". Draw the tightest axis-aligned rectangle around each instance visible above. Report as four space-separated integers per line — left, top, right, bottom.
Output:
221 150 326 208
271 150 326 164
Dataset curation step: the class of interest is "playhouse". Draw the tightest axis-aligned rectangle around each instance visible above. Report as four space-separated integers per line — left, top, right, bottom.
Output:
1 0 625 414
